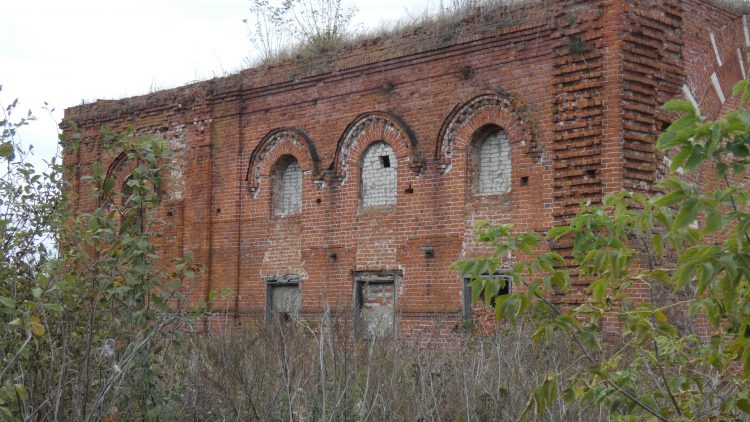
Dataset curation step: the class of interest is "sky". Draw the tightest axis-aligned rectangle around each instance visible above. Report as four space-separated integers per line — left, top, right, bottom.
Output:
0 0 436 165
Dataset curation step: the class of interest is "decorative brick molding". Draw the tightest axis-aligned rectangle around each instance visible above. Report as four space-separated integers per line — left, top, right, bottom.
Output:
61 0 750 338
245 128 321 196
435 91 537 173
102 151 138 205
332 111 420 182
105 151 135 186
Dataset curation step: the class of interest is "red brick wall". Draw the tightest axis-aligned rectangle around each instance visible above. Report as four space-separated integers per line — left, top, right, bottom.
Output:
61 0 748 340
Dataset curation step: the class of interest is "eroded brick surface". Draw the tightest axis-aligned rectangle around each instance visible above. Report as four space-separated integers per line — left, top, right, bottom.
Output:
61 0 750 340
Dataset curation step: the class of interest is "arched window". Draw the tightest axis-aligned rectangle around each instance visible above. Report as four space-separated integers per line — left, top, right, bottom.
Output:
473 127 511 195
272 155 302 215
361 141 397 207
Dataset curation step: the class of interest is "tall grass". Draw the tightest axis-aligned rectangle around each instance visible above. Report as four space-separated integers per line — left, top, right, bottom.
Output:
156 315 607 421
246 0 550 70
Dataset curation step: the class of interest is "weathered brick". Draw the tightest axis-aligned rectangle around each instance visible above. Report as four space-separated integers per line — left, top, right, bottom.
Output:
61 0 750 340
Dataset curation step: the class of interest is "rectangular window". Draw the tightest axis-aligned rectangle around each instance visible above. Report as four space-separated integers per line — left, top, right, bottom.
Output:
265 276 301 322
354 271 401 338
462 272 512 327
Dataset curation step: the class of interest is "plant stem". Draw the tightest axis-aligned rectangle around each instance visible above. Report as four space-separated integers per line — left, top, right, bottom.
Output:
530 288 669 422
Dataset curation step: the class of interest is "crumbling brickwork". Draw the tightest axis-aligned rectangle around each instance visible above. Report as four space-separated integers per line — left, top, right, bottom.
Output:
62 0 750 340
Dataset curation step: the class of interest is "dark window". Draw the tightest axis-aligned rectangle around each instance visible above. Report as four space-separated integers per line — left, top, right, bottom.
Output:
462 272 512 327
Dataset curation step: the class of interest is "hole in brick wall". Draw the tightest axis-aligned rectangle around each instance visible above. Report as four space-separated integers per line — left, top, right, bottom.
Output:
167 211 173 217
520 176 529 186
380 155 391 168
463 272 511 329
405 184 414 194
587 169 596 179
216 208 221 214
460 65 475 80
316 198 322 204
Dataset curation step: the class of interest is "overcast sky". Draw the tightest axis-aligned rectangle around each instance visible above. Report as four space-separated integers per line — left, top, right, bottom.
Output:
1 0 436 164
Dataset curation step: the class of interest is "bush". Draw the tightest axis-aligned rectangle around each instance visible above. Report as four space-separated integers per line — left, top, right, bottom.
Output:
0 88 198 420
454 69 750 420
164 317 606 421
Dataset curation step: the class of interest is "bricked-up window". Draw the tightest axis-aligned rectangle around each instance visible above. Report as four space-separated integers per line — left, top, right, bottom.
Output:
354 271 400 338
360 142 397 208
265 276 301 322
462 272 511 329
272 155 302 215
473 127 511 195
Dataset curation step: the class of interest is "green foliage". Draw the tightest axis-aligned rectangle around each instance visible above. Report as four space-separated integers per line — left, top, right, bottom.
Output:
0 87 199 420
454 63 750 420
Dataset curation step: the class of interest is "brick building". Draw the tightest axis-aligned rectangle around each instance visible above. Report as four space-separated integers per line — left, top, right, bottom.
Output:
62 0 750 339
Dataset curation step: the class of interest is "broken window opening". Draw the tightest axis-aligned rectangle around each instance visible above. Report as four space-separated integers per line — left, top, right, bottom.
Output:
462 271 512 329
380 155 391 168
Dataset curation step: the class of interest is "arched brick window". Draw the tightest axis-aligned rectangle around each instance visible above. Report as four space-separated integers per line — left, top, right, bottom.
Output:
272 155 302 215
471 126 510 195
361 141 397 207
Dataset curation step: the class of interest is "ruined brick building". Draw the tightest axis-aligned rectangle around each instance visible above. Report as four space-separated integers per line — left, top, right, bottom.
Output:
62 0 750 339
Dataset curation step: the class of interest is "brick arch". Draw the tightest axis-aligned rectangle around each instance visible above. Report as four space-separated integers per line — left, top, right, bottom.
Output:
435 91 537 173
245 128 321 195
106 151 135 183
332 111 421 180
103 151 139 203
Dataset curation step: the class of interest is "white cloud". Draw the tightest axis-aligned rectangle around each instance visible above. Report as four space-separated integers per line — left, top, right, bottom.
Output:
1 0 434 163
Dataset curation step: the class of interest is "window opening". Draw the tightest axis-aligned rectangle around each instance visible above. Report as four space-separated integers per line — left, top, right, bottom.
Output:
272 156 302 215
361 142 397 208
354 271 400 338
474 128 511 195
265 276 301 323
462 271 512 328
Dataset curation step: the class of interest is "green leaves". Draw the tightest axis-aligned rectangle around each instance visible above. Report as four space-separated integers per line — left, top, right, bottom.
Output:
455 63 750 420
673 198 699 230
662 99 697 115
0 92 198 420
521 371 559 420
0 142 14 160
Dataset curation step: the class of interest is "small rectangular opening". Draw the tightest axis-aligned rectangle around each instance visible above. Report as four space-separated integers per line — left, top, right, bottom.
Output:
380 155 391 168
520 176 529 186
463 272 512 330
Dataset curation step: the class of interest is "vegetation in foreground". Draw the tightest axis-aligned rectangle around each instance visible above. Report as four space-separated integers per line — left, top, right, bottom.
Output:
4 53 750 422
